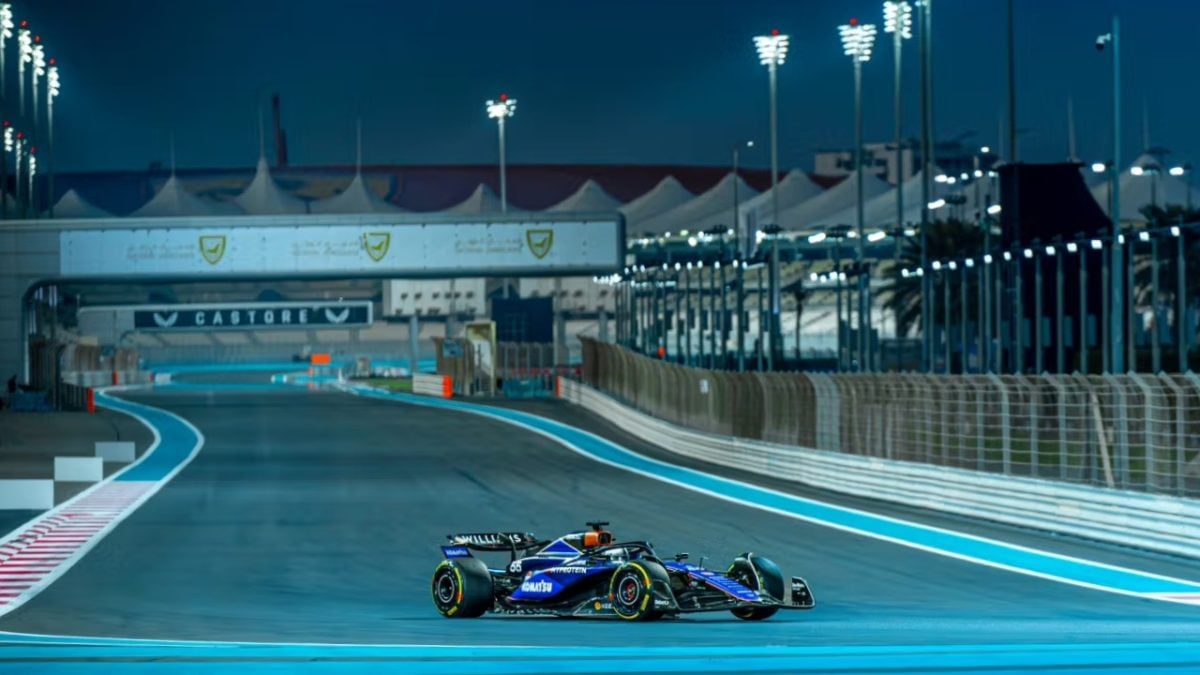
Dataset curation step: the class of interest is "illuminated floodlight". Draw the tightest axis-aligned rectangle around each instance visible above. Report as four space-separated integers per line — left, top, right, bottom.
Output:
946 176 957 185
915 268 924 276
987 170 998 178
1118 234 1126 245
1169 166 1186 177
965 258 975 268
980 145 991 154
727 228 735 236
947 261 957 271
903 227 916 236
883 1 913 39
686 262 693 270
901 268 910 278
960 172 969 181
1138 231 1150 242
753 29 789 66
1091 239 1103 250
839 272 848 281
987 204 1002 215
688 236 698 247
867 230 887 242
808 232 828 244
983 254 994 264
47 62 59 99
846 230 859 238
1066 242 1079 253
928 198 946 210
485 94 516 120
1130 166 1144 176
810 272 819 281
973 169 983 178
839 19 877 63
1091 162 1108 173
1171 226 1181 237
932 261 942 271
1003 251 1013 261
1023 248 1033 259
1045 245 1056 255
934 174 948 183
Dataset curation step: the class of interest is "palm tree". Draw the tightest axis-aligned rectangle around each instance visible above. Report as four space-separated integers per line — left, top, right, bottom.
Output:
880 219 986 337
782 279 811 364
1132 205 1200 307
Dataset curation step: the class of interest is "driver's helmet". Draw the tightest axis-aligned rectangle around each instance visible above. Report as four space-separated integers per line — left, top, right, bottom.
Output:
601 546 629 563
583 529 613 549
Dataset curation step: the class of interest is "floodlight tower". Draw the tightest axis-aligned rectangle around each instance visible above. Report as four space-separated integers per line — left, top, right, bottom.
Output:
753 29 789 367
17 20 31 117
30 38 43 128
752 29 789 227
485 94 517 213
884 2 912 241
839 17 878 370
0 4 14 93
47 57 59 217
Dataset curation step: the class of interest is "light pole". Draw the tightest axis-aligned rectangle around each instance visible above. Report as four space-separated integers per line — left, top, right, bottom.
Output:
17 20 30 117
733 140 754 371
10 130 23 218
884 0 913 253
46 57 59 217
754 29 788 366
0 4 12 95
753 30 788 230
840 17 878 371
31 39 44 128
918 0 934 372
1097 19 1123 372
485 94 516 213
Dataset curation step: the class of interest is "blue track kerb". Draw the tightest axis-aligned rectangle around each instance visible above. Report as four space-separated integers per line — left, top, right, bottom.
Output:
96 390 201 482
346 386 1200 600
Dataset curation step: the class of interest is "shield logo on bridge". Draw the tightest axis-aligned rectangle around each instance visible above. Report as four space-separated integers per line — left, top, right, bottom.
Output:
526 229 554 259
363 232 391 262
198 235 227 265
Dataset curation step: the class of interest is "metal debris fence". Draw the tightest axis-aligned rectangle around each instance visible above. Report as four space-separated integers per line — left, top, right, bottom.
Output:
580 338 1200 498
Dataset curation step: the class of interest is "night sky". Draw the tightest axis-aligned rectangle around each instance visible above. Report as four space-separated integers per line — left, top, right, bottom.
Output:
22 0 1200 174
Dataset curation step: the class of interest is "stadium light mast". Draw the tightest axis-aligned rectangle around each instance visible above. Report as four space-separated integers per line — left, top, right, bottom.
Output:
17 20 31 117
884 1 912 247
0 4 13 94
1097 18 1123 372
839 17 878 370
485 94 517 213
30 38 44 129
47 57 59 217
753 29 788 368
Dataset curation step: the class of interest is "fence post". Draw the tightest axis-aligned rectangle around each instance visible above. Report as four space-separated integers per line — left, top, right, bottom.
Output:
987 373 1012 474
1103 373 1130 488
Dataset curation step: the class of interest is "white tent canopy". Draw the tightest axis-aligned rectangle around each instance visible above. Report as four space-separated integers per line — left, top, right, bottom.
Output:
738 169 824 234
131 175 242 218
1090 153 1199 222
234 158 308 215
546 179 622 212
444 183 525 214
637 172 758 236
812 168 954 230
46 189 112 218
310 173 405 214
777 171 892 232
619 176 694 231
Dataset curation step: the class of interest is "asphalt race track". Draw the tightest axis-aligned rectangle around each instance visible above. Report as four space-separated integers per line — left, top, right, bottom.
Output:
2 377 1200 672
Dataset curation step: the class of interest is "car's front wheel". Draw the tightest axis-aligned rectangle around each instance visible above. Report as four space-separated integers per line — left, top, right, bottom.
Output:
609 560 669 621
431 557 493 618
727 554 784 620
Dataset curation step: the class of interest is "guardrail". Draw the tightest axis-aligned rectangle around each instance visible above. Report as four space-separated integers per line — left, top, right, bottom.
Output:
558 377 1200 559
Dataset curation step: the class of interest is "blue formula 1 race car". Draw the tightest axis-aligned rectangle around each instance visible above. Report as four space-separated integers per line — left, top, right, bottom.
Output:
431 521 815 621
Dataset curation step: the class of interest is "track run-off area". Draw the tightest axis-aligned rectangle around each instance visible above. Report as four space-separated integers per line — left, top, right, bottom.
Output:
1 373 1199 673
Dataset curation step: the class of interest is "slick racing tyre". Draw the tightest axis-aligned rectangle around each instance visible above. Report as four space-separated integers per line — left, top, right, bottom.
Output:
432 557 493 618
609 560 669 621
727 554 784 621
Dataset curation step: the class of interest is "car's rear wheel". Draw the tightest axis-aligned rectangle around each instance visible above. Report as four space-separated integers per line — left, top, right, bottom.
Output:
609 561 668 621
431 558 493 618
727 554 784 620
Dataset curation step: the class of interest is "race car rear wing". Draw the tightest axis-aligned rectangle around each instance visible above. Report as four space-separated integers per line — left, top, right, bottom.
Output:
445 532 543 553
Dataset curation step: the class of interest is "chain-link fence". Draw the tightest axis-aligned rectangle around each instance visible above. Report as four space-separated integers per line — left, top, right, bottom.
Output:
580 338 1200 497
